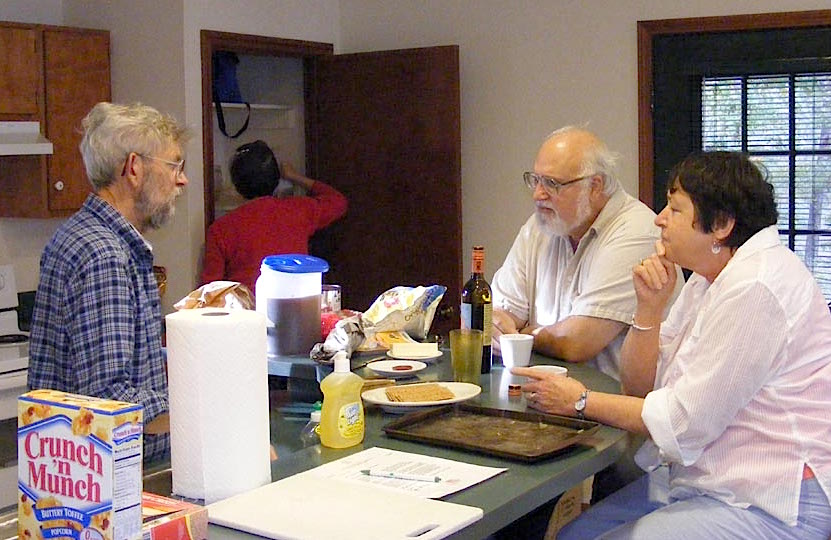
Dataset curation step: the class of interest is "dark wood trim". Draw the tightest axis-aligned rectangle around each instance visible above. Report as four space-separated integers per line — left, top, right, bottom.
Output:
637 9 831 209
0 19 109 35
199 30 333 234
636 22 654 209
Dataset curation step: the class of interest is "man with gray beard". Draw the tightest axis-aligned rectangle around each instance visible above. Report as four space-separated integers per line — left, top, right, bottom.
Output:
490 127 682 538
492 126 682 381
29 102 189 464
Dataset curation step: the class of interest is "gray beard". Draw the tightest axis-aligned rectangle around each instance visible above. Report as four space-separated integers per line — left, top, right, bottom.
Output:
535 187 592 238
137 187 178 231
535 209 569 237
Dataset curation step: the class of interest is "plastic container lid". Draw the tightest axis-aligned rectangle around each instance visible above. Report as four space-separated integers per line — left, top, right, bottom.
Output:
261 254 329 274
332 351 350 373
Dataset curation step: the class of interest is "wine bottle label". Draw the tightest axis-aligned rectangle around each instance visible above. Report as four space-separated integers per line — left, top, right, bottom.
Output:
461 302 492 343
482 303 492 343
460 303 472 329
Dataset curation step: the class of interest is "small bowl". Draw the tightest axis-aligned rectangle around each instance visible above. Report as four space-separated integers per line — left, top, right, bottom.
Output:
529 365 568 377
366 359 427 379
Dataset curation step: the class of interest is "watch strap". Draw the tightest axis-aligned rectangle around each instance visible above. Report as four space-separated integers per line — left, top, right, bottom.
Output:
575 390 590 419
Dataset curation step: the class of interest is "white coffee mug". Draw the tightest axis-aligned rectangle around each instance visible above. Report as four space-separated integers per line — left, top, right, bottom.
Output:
529 365 568 377
499 333 534 368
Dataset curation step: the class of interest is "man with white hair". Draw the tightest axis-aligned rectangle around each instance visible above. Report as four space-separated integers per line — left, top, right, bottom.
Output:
491 127 682 538
492 126 682 380
28 102 189 463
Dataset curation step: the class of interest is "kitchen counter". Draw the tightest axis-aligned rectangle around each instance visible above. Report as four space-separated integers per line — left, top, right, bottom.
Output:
1 353 626 539
214 354 626 540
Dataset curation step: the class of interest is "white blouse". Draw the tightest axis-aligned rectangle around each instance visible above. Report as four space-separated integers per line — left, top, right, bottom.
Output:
639 226 831 525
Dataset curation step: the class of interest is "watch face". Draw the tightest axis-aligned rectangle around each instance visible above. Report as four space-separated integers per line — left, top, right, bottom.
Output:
575 392 588 412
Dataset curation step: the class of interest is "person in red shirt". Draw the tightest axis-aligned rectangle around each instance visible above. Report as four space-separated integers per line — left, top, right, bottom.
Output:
201 140 347 293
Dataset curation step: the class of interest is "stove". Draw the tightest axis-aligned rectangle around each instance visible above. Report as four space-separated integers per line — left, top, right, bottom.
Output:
0 265 26 510
0 265 29 422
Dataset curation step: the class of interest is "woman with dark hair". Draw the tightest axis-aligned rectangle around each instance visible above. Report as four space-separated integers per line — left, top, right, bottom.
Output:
514 151 831 539
201 140 347 293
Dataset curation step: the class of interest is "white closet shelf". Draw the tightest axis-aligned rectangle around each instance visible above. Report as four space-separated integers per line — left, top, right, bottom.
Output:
212 102 291 110
212 102 296 130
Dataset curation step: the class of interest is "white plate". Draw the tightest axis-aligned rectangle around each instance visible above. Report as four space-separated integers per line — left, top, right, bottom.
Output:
366 359 426 379
386 350 443 362
361 382 481 414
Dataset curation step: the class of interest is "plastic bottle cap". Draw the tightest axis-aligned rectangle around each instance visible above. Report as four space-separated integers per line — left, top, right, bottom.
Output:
333 351 350 373
310 410 321 422
261 254 330 274
312 401 322 411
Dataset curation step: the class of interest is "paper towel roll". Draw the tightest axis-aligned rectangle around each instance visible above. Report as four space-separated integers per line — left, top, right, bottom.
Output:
165 308 271 504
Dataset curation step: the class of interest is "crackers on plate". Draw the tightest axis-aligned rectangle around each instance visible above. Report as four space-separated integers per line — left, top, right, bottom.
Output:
385 383 454 402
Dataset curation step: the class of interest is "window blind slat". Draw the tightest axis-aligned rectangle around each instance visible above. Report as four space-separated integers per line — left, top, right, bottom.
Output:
701 72 831 297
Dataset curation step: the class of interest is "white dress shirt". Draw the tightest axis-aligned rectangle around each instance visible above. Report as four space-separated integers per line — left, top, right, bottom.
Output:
638 225 831 525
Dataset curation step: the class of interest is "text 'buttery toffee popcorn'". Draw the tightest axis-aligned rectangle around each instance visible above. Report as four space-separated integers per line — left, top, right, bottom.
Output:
18 389 143 540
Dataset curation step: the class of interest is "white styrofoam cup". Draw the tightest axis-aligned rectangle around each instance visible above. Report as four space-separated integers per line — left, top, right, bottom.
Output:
499 333 534 368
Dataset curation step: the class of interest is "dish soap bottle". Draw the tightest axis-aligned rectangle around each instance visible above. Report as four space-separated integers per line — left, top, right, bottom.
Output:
299 401 322 447
319 351 365 448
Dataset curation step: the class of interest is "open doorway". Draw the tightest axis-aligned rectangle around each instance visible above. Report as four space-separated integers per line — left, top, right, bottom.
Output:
200 30 332 228
200 30 463 334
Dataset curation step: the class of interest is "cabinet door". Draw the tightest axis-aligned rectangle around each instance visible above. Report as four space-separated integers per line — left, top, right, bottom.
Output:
0 26 40 115
44 29 111 212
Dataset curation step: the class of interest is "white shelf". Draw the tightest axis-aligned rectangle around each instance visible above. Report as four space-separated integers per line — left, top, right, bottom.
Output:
212 102 295 130
213 102 291 111
0 122 53 156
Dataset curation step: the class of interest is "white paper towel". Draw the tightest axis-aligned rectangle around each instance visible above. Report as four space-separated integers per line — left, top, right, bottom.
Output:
165 307 271 504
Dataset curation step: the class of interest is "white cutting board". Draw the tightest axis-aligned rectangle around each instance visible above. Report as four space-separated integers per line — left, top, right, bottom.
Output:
207 473 483 540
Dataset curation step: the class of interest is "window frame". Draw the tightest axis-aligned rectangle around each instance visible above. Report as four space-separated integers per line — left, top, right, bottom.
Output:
636 9 831 209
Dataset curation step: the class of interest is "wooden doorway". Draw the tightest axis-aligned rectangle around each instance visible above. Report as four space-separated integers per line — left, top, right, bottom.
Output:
200 31 462 335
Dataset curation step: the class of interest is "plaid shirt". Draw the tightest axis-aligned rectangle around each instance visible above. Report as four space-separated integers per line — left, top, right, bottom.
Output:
29 194 170 463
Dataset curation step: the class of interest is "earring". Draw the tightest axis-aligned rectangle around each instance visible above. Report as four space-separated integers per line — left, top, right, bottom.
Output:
711 242 722 254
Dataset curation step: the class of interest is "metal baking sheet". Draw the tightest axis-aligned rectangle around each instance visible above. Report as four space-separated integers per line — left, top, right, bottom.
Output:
383 404 600 462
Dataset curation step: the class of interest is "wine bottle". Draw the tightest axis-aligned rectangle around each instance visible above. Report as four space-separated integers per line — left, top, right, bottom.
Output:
460 245 493 373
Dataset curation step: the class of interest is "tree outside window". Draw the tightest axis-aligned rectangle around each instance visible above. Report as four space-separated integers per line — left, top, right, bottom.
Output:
701 74 831 297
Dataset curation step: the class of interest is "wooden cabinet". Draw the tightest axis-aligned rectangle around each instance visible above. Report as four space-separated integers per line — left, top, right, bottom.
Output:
0 23 110 217
0 26 40 115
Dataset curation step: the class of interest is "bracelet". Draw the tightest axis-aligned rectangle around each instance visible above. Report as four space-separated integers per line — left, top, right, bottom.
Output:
630 315 655 331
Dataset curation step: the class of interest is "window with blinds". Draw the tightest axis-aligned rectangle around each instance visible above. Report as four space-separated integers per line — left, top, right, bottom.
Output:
701 74 831 298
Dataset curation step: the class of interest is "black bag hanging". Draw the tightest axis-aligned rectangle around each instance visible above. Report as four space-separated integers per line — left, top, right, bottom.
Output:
212 51 250 138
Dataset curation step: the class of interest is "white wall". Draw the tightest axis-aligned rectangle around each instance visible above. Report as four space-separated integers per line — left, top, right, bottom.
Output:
337 0 831 278
0 0 62 25
0 0 828 310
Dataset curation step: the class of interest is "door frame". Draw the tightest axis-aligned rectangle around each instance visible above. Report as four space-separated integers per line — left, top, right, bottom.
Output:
200 29 333 233
636 9 831 210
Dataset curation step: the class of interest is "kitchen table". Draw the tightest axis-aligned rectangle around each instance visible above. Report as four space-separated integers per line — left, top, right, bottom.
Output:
211 351 627 539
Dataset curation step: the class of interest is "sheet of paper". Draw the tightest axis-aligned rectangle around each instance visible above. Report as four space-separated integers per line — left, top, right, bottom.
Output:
304 446 506 499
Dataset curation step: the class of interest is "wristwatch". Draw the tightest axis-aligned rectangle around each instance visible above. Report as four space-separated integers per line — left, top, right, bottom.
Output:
574 390 590 419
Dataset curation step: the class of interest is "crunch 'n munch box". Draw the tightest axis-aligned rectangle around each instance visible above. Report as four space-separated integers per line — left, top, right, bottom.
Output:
18 390 144 540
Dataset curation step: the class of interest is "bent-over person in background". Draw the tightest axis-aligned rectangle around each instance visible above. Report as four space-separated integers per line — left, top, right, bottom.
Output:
200 139 348 293
516 151 831 539
28 102 189 464
491 126 683 381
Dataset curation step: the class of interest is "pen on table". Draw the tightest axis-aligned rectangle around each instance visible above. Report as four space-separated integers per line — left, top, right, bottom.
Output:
360 469 441 483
